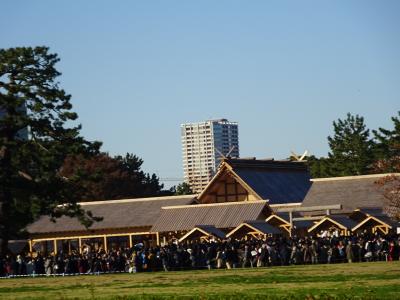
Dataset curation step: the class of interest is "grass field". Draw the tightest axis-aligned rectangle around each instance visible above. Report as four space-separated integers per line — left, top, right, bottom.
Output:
0 261 399 300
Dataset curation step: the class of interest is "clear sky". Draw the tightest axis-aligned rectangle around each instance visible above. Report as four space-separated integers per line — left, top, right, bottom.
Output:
1 1 399 187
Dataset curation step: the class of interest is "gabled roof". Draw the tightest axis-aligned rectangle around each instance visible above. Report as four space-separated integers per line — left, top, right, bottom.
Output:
265 214 291 226
151 201 270 232
178 225 226 242
27 195 196 235
349 208 387 222
227 221 282 238
301 174 398 214
199 158 312 205
352 216 393 232
308 215 358 233
293 220 315 229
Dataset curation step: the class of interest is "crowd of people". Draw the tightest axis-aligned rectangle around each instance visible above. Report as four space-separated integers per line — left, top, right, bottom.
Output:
1 233 399 277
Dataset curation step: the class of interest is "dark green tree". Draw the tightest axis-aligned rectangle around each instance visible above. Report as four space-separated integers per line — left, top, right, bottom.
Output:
326 113 374 176
372 111 400 167
174 182 193 195
60 153 164 201
307 155 333 178
0 47 101 255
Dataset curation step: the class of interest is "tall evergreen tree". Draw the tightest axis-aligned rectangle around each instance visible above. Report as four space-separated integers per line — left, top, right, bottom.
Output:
307 155 333 178
0 47 101 255
60 153 164 201
327 113 373 176
174 182 193 195
372 111 400 167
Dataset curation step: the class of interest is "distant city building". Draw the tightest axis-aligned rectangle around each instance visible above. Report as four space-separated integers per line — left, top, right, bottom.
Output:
181 119 239 193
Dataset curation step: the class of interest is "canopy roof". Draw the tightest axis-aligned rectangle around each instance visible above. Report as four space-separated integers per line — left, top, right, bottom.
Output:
227 221 282 238
27 195 196 235
151 200 270 232
308 215 358 233
352 216 393 231
178 225 226 242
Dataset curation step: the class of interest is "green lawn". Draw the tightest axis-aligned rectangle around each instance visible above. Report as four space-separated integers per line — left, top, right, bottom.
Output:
0 261 399 299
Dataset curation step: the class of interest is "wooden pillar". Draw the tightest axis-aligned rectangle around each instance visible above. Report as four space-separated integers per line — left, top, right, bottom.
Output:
163 236 167 246
78 238 82 254
103 235 108 252
326 209 330 216
129 234 133 248
289 211 293 237
156 232 160 246
29 240 33 253
53 240 57 254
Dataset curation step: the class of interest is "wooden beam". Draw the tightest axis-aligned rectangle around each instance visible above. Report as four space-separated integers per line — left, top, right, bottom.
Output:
53 240 57 254
31 231 152 243
293 216 324 221
276 204 342 213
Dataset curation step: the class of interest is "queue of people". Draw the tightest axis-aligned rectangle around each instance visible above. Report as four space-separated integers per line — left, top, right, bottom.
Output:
1 233 399 277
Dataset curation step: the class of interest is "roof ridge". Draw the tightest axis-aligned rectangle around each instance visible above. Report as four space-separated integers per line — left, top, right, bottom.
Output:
161 200 268 209
78 194 197 206
311 173 400 182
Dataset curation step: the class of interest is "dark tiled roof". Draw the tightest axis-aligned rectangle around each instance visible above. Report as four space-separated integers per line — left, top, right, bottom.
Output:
194 225 227 240
27 195 196 234
293 220 315 229
244 221 282 235
226 159 311 204
151 201 269 232
301 175 389 214
353 216 395 230
326 215 358 229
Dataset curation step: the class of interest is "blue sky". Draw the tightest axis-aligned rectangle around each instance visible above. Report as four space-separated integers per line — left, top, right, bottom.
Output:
1 1 399 187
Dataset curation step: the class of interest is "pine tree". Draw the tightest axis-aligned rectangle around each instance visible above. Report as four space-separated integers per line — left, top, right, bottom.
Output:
60 153 164 201
174 182 193 195
327 113 373 176
372 111 400 169
0 47 100 255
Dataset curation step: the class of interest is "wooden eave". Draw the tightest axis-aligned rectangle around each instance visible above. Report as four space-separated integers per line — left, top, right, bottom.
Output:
352 216 392 231
308 217 348 233
29 226 153 240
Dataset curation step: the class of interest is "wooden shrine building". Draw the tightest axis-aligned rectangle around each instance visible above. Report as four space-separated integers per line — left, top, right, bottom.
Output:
27 195 195 254
25 158 399 254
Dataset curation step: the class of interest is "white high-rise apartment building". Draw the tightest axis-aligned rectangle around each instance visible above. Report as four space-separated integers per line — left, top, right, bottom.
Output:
181 119 239 193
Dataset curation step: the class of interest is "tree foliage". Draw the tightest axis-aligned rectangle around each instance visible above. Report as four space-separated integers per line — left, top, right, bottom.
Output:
373 113 400 220
0 47 101 255
327 113 373 176
174 182 194 195
60 153 164 201
372 111 400 171
309 113 374 178
307 111 400 219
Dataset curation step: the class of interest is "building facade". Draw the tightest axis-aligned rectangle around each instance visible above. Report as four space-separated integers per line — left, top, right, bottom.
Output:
181 119 239 193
